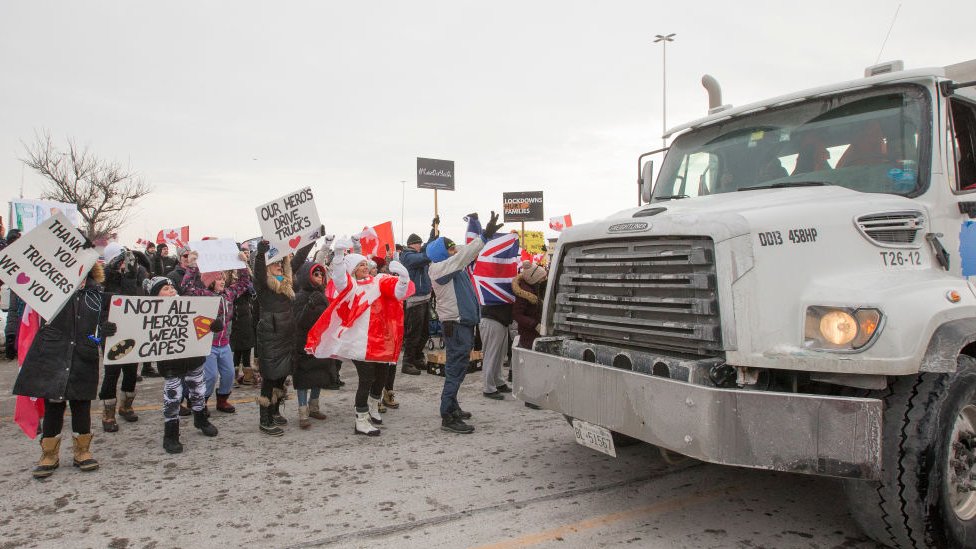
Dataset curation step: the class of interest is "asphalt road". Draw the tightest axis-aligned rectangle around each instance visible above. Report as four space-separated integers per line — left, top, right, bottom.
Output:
0 358 885 549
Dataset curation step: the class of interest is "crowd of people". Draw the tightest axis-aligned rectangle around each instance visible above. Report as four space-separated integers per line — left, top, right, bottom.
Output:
0 212 550 480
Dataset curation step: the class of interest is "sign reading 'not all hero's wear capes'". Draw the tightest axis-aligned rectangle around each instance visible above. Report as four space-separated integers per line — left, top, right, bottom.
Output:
417 157 455 190
103 296 220 365
255 187 323 264
0 212 99 322
503 191 544 222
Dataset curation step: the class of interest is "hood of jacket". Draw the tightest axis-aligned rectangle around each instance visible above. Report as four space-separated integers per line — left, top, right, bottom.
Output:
266 256 295 299
295 261 326 293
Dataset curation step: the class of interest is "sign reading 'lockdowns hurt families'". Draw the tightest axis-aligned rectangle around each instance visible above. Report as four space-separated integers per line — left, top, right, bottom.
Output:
502 191 544 222
255 187 323 263
0 211 99 321
104 296 220 365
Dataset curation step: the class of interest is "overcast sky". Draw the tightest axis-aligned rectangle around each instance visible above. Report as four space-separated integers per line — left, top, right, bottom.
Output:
0 1 971 247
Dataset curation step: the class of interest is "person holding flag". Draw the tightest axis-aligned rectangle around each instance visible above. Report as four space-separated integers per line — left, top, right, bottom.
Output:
427 211 504 434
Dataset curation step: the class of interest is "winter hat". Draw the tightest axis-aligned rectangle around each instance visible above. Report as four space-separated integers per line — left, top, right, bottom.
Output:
523 263 548 286
102 242 124 265
201 271 226 289
373 257 386 271
177 245 191 257
407 233 423 246
345 253 368 275
156 242 168 252
144 276 172 296
426 237 455 263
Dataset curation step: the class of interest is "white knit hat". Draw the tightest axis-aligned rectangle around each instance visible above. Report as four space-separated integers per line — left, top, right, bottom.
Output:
345 253 368 275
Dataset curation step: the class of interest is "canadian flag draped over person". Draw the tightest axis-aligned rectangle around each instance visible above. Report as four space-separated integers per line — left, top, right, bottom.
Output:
306 240 415 362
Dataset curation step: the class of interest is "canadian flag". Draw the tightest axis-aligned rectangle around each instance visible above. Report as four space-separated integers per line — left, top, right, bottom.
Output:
549 214 573 232
14 305 44 439
156 226 190 247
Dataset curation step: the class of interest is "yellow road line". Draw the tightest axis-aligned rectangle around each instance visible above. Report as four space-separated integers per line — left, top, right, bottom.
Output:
470 485 739 549
1 396 258 422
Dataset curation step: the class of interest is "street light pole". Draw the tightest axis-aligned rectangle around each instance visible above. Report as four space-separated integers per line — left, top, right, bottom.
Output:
654 33 676 149
400 180 406 244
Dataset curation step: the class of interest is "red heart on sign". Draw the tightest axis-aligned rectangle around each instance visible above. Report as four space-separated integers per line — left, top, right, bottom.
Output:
16 272 30 285
113 298 122 307
289 236 302 249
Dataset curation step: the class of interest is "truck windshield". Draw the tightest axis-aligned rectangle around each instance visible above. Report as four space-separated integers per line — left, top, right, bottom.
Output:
652 85 930 199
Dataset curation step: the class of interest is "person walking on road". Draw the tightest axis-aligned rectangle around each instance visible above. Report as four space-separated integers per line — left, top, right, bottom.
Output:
428 211 504 434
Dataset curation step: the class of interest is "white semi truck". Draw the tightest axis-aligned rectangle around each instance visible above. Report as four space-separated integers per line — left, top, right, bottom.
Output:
514 60 976 549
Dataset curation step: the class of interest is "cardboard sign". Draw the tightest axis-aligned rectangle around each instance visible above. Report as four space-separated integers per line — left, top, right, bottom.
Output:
188 238 246 274
503 191 545 222
103 296 220 365
9 199 83 233
417 157 455 190
255 187 322 263
0 212 99 321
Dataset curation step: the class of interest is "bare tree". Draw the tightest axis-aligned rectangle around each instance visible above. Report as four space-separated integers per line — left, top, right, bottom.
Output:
21 131 152 241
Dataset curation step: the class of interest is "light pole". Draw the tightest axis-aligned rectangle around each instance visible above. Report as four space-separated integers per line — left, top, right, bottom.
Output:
654 33 676 149
400 180 406 244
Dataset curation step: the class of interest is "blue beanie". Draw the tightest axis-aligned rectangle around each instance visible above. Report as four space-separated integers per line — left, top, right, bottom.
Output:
426 237 453 263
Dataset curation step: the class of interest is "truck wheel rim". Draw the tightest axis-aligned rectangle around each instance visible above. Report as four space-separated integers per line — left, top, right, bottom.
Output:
949 403 976 521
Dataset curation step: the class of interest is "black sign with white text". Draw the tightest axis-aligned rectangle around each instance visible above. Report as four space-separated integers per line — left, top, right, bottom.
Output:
417 157 455 191
503 191 544 222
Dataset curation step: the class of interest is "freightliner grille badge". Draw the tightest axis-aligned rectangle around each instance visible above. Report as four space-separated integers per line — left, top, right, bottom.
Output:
607 222 650 233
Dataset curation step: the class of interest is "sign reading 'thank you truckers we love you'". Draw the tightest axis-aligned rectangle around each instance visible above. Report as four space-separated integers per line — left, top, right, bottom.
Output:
0 211 99 321
103 296 221 365
255 187 322 263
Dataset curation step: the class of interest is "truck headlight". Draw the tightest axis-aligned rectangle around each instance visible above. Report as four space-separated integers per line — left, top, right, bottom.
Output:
804 306 883 351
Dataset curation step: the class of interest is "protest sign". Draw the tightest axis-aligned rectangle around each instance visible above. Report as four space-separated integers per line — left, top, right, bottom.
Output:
0 212 99 321
518 230 546 254
103 296 220 365
503 191 545 222
417 157 455 190
255 187 322 263
188 238 246 273
9 199 82 233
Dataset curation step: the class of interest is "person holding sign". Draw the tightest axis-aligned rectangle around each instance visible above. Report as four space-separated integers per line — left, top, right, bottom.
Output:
181 252 253 414
253 238 315 436
142 276 220 454
12 261 111 479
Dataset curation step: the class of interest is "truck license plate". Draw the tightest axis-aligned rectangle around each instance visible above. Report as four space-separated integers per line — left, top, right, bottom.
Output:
572 419 616 457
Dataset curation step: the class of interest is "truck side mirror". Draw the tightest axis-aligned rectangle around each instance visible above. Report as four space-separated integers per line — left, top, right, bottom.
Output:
641 160 654 203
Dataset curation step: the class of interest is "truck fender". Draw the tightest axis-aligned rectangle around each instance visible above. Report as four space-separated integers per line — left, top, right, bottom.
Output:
920 317 976 372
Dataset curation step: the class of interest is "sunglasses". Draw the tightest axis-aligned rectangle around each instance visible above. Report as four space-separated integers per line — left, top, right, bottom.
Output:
311 271 324 277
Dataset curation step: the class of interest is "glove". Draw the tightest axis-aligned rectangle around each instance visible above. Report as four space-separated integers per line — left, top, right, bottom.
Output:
4 334 16 360
388 260 409 278
101 322 118 338
431 215 440 227
257 240 270 254
483 211 504 239
210 318 224 333
333 236 354 256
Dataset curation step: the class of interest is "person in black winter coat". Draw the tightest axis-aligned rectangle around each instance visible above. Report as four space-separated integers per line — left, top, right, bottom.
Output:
292 261 335 428
253 238 313 436
151 242 178 277
2 227 23 359
230 244 258 386
13 262 110 479
98 247 151 432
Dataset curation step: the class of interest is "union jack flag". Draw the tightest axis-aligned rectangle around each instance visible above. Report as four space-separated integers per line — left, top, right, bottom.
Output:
464 215 520 305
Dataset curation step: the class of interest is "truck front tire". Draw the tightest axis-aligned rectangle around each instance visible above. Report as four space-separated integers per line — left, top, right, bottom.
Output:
844 355 976 548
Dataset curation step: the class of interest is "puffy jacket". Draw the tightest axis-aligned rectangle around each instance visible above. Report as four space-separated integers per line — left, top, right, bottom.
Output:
292 261 335 389
253 243 312 379
429 237 485 326
512 274 543 350
230 288 256 352
400 247 432 299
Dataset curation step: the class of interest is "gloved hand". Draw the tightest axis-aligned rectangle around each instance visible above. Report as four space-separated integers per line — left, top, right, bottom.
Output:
4 334 16 360
316 224 326 239
388 260 409 278
257 240 270 254
333 236 354 256
483 211 504 239
324 234 335 247
101 322 118 338
431 215 440 227
210 318 224 333
187 251 199 268
350 234 362 253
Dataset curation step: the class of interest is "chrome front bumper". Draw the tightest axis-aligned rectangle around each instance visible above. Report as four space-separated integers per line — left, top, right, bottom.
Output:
514 343 883 480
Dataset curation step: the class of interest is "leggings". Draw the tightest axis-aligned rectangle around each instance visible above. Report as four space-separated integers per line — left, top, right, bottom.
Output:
234 349 252 368
352 361 387 411
163 366 206 422
385 364 396 391
98 363 138 400
42 400 92 437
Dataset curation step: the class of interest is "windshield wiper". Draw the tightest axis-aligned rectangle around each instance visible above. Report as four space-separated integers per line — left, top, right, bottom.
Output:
653 194 690 201
737 181 831 192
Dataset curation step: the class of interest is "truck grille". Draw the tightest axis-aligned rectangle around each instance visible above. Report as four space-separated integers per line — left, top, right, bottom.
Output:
552 237 722 357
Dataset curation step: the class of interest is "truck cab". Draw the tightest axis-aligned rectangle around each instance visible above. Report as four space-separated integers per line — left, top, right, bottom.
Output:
515 60 976 548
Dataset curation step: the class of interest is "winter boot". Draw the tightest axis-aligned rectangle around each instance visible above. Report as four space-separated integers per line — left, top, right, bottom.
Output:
271 388 288 425
401 363 422 375
33 435 61 479
101 399 119 433
202 397 211 418
258 397 283 436
383 389 400 409
118 391 138 422
298 406 311 429
163 420 183 454
354 411 380 436
377 397 387 414
71 433 99 471
141 363 160 377
178 402 191 416
240 367 255 386
308 399 327 420
216 393 236 413
193 410 218 437
367 396 383 425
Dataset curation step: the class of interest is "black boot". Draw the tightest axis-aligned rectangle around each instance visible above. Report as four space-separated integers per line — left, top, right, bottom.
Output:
193 410 218 437
141 363 160 378
271 400 288 426
258 398 284 436
163 421 183 454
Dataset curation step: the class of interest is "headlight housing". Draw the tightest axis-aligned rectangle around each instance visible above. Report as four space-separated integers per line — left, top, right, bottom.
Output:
804 306 883 351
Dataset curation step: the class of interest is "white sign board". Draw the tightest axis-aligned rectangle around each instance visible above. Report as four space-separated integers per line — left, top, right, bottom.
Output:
103 296 220 365
254 187 322 263
0 212 99 321
9 199 83 232
188 238 246 273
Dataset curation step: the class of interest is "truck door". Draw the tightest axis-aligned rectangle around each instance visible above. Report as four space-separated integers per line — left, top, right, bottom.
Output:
948 93 976 281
